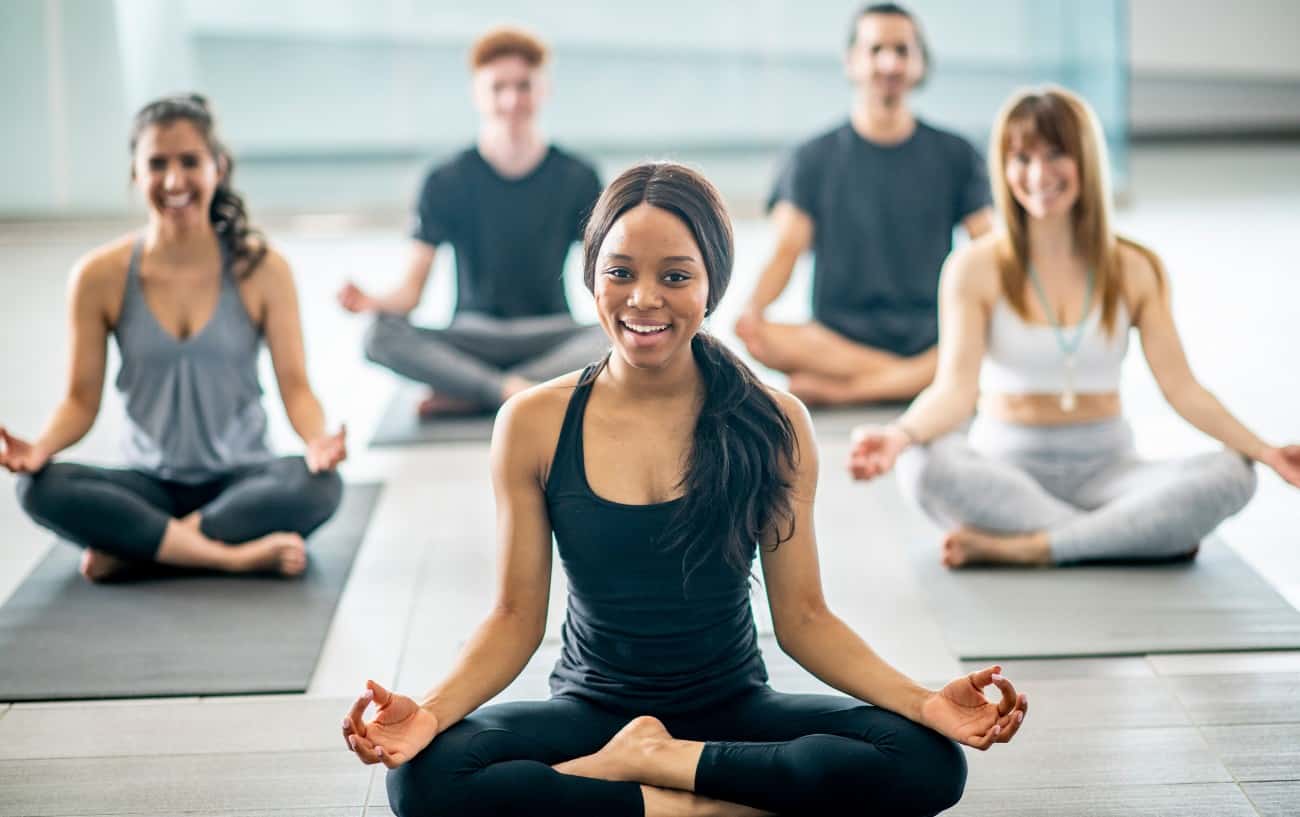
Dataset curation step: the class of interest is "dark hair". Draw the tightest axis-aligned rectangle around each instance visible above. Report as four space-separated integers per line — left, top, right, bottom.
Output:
581 162 798 584
129 93 267 279
847 2 931 84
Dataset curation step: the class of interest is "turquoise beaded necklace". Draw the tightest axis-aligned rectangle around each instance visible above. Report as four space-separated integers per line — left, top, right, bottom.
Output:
1026 263 1095 412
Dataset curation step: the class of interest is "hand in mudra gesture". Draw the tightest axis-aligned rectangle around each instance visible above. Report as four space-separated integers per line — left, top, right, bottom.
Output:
920 666 1028 750
342 680 439 769
1260 444 1300 489
847 424 911 481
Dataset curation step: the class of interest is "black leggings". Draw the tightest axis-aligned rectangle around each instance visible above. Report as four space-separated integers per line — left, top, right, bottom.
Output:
387 686 966 817
14 456 343 561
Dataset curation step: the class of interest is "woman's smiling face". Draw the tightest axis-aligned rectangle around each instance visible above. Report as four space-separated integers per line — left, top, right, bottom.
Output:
593 202 710 371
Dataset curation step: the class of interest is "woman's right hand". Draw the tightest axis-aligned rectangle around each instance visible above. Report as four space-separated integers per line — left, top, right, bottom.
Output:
847 424 912 481
0 428 51 474
1259 444 1300 489
342 680 439 769
337 281 378 314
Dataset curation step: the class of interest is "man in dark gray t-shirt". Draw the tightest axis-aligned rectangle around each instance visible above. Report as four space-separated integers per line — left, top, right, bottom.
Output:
338 27 607 416
736 3 992 406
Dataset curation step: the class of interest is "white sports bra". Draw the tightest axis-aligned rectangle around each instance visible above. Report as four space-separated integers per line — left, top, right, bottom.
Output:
981 298 1131 395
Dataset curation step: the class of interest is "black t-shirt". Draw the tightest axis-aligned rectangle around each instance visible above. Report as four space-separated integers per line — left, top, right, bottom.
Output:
768 120 990 356
411 146 602 318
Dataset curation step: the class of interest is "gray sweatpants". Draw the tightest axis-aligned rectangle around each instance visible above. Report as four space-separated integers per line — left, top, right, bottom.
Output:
895 416 1258 563
364 312 609 408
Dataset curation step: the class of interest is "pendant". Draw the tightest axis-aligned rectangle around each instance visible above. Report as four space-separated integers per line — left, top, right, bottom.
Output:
1060 354 1077 412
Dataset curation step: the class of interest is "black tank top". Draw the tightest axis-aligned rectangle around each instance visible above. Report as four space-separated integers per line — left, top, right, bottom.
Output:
545 368 767 715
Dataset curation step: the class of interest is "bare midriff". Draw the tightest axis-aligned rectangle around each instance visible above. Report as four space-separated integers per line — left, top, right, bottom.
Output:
981 392 1122 426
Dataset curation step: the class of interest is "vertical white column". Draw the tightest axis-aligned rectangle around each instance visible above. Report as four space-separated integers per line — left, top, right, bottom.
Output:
44 0 70 209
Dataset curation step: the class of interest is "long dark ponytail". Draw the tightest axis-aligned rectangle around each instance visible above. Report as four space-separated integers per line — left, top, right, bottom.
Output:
581 162 798 584
129 93 267 279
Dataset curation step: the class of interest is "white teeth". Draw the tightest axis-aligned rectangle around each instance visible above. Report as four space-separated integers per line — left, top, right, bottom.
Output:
164 194 192 208
623 321 669 335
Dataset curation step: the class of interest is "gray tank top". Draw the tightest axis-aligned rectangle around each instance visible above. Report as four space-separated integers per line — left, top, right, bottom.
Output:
114 238 272 484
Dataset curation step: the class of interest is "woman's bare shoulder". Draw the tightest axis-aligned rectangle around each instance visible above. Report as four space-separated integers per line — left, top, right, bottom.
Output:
493 370 586 478
68 234 137 317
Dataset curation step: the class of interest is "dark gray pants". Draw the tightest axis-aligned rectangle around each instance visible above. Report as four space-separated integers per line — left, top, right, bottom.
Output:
364 312 609 407
15 456 343 562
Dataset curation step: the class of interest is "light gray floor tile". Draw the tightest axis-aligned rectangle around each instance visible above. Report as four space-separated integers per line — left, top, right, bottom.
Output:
1166 673 1300 725
971 676 1190 729
1243 781 1300 817
0 697 354 759
961 657 1155 680
1149 651 1300 676
963 728 1230 790
1203 724 1300 782
949 783 1257 816
13 696 201 710
0 751 370 817
108 811 362 817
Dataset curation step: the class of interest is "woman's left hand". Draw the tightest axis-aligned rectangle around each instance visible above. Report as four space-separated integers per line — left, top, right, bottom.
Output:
307 425 348 473
1260 445 1300 489
920 665 1027 750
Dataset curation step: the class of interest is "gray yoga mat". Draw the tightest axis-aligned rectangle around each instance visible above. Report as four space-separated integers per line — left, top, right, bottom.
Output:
908 536 1300 659
369 385 496 447
0 482 382 702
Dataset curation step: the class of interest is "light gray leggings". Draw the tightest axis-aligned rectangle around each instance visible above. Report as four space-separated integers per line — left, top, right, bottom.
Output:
364 312 609 407
895 416 1258 563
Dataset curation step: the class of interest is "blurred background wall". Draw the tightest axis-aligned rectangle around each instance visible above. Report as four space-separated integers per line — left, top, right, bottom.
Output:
1 0 1296 218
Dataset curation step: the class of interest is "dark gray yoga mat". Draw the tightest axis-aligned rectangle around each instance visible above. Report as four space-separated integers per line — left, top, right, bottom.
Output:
369 385 496 447
0 482 382 702
908 536 1300 659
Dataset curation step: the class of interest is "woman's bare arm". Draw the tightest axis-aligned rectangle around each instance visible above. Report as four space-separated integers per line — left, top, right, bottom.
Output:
416 388 558 735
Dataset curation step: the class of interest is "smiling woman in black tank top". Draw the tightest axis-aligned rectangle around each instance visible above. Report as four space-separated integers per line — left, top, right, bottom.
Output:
1 94 345 582
342 162 1028 817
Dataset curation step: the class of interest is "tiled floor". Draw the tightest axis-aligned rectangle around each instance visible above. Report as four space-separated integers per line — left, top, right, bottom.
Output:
1 144 1298 815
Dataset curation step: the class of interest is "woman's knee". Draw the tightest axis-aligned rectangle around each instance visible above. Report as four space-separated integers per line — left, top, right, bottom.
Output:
14 463 74 521
897 435 963 514
384 726 483 817
905 732 967 815
874 717 967 816
277 458 343 535
1221 451 1258 512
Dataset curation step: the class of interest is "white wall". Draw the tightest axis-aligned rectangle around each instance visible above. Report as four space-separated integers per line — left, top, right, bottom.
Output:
1130 0 1300 79
1128 0 1300 134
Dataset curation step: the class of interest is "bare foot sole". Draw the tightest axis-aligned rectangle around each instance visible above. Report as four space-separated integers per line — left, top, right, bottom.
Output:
231 533 308 576
553 715 671 782
942 527 1051 568
417 392 484 419
79 549 138 583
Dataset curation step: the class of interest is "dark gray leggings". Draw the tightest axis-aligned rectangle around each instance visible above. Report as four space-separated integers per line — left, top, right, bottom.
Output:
14 456 343 562
364 312 609 408
387 686 966 817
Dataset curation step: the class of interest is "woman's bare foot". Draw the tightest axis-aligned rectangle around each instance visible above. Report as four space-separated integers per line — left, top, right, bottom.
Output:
416 391 483 418
942 527 1051 568
229 532 308 576
79 549 135 583
554 716 676 783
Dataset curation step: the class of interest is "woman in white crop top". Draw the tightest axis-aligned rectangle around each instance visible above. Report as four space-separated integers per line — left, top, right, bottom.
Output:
847 86 1299 567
